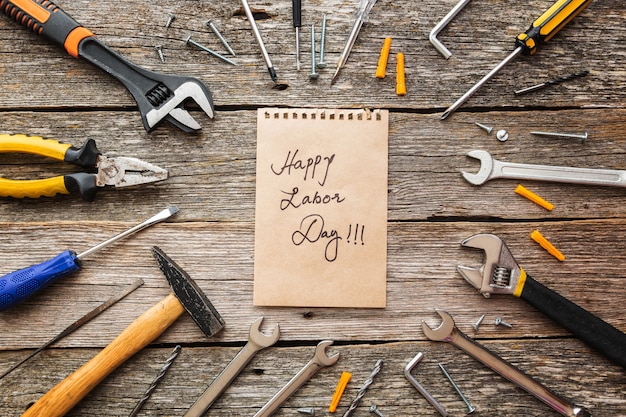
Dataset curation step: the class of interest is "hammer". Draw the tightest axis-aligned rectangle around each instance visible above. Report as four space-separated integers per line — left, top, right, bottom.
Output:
22 247 224 417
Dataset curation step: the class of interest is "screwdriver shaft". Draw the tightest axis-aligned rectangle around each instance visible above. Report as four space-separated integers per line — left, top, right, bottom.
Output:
241 0 277 82
441 47 522 119
78 206 178 260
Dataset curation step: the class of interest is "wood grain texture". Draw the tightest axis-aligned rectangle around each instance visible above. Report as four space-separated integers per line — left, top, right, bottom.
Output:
0 0 624 416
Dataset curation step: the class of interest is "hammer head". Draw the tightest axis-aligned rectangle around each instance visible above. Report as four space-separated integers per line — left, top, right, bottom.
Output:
152 246 224 337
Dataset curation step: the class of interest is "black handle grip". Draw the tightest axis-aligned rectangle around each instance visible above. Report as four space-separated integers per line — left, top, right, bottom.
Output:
520 274 626 368
292 0 301 28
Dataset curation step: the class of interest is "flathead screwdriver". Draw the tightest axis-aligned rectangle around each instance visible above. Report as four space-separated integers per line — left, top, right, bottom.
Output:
441 0 593 119
0 206 178 311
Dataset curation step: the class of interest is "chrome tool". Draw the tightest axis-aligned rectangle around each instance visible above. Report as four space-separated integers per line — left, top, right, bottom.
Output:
514 70 589 95
253 340 339 417
404 352 448 416
343 359 383 417
241 0 277 82
1 0 214 132
422 310 592 417
441 0 593 119
462 149 626 188
458 233 626 368
429 0 472 59
185 317 280 416
330 0 378 85
0 207 177 311
22 246 225 417
293 0 302 70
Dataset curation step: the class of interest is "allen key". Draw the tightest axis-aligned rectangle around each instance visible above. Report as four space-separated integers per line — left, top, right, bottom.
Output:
429 0 471 59
404 353 448 416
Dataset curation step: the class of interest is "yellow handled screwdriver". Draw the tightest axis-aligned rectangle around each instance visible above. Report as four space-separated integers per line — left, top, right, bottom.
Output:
441 0 593 119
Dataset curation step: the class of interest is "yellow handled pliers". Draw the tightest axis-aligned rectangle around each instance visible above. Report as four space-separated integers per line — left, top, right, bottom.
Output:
0 134 168 201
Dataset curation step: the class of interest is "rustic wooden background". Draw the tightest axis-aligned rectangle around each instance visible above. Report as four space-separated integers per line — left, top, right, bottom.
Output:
0 0 624 416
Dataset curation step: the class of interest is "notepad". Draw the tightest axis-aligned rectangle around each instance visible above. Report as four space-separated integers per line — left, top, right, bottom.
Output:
253 108 388 308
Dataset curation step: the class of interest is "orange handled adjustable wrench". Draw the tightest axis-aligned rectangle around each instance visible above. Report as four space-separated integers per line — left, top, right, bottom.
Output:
1 0 214 132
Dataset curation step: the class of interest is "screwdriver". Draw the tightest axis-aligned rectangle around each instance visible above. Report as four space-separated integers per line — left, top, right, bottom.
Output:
293 0 302 70
440 0 593 119
0 206 178 311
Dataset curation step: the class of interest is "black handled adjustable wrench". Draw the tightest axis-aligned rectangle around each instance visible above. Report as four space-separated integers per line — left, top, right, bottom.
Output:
1 0 214 132
458 233 626 369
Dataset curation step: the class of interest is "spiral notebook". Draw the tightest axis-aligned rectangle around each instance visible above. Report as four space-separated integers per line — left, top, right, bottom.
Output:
253 108 388 308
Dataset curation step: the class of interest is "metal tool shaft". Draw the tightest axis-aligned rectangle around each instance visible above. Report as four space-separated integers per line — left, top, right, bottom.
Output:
241 0 277 82
429 0 472 59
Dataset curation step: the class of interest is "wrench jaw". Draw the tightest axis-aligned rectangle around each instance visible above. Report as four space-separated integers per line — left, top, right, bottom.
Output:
462 150 494 185
315 340 340 367
458 234 523 298
249 317 281 347
421 310 456 342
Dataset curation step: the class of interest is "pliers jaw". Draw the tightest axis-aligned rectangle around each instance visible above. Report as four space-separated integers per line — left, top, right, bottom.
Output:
95 156 168 188
458 234 523 298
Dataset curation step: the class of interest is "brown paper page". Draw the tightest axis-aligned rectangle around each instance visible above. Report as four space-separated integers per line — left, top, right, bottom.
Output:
254 108 388 308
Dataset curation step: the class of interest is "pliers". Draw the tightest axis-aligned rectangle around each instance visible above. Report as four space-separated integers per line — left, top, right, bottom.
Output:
458 233 626 369
0 134 168 201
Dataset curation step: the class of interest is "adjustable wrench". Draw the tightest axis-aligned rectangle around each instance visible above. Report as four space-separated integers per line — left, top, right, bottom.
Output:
185 317 280 417
422 310 592 417
253 340 340 417
462 150 626 187
458 233 626 368
1 0 214 132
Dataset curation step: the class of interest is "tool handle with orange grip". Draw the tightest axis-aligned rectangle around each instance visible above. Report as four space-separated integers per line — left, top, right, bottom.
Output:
0 0 94 57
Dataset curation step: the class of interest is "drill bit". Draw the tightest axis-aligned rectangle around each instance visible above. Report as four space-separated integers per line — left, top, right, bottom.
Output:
128 345 182 417
514 70 589 95
331 0 378 85
342 359 383 417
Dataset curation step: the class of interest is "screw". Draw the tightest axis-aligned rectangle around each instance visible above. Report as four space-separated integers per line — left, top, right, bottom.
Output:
531 131 588 142
155 45 165 63
317 14 327 69
185 35 237 66
297 408 315 416
472 314 485 331
439 363 476 414
165 13 176 28
309 25 319 80
494 317 512 328
475 122 493 134
207 19 236 56
369 404 385 417
496 129 509 142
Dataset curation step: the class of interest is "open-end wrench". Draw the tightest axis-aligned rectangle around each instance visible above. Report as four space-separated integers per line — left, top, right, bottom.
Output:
404 352 448 417
422 310 592 417
458 233 626 369
253 340 340 417
1 0 214 132
462 150 626 187
185 317 280 417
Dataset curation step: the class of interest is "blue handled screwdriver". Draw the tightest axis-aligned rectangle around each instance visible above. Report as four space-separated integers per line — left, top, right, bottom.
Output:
0 206 178 311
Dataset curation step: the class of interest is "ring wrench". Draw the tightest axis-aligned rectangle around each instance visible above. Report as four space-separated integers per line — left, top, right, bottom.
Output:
404 352 448 416
462 150 626 187
422 310 592 417
253 340 339 417
185 317 280 417
458 233 626 369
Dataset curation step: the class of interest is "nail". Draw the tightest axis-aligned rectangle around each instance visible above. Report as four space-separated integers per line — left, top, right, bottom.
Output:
439 363 476 414
475 122 493 134
185 35 237 66
207 19 236 56
496 129 509 142
155 45 165 63
165 13 176 28
317 14 327 68
309 25 319 80
472 314 485 330
531 131 588 142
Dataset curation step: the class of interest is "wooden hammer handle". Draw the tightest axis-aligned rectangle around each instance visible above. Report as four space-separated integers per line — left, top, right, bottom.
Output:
22 293 185 417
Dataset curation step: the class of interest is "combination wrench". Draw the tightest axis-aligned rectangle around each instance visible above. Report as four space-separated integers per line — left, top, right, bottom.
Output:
185 317 280 417
253 340 339 417
462 150 626 187
422 310 592 417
